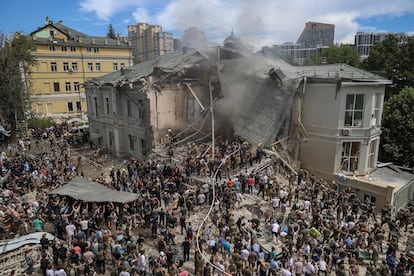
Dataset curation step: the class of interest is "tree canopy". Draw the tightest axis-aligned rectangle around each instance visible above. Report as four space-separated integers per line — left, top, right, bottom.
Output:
305 44 360 66
380 87 414 167
0 33 36 138
362 35 414 99
107 24 116 39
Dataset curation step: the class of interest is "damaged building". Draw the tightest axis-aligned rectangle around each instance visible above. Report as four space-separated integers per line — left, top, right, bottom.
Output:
84 38 414 212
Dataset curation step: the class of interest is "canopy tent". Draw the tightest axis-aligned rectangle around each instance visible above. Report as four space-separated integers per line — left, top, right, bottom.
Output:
49 177 138 203
0 232 55 255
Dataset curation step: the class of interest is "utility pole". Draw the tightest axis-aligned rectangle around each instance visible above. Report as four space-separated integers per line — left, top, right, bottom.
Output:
209 79 215 162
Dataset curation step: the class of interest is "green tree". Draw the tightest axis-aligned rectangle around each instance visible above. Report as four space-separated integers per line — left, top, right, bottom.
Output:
362 35 414 99
305 44 360 66
380 87 414 167
107 24 116 39
0 33 36 140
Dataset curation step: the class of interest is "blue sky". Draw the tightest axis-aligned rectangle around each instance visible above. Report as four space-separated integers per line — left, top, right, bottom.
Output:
1 0 414 47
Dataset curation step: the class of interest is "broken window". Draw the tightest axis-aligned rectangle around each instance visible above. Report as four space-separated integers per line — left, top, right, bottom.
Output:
344 94 364 127
341 141 360 172
373 94 381 126
368 139 377 169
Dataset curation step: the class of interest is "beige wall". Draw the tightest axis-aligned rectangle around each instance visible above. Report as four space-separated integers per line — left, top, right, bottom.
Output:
28 34 132 118
147 84 189 142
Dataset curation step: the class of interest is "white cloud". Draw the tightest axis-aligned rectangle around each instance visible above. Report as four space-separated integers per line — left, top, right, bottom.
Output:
78 0 414 46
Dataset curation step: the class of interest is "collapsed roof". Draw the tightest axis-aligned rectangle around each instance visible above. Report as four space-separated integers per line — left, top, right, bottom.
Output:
49 177 138 203
86 48 389 147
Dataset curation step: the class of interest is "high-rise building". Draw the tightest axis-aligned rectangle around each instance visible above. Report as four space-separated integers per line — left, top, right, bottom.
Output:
296 22 335 47
26 17 132 119
269 22 335 65
128 23 174 62
181 27 209 50
354 32 406 59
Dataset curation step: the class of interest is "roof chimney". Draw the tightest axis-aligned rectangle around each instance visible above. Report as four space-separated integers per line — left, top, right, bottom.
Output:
45 16 52 25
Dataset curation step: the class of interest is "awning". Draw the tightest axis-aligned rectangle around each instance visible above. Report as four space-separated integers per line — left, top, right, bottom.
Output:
0 232 55 255
49 177 138 203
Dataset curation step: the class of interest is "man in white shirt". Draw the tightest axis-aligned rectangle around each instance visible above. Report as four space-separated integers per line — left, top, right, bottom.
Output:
271 221 280 243
271 196 280 216
240 247 250 268
65 223 76 246
304 260 315 276
281 266 292 276
318 259 328 276
138 250 147 274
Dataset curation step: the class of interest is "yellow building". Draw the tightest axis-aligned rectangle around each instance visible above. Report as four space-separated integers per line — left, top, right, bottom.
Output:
27 18 132 120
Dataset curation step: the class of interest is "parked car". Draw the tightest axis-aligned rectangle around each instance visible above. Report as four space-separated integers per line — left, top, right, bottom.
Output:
64 125 89 144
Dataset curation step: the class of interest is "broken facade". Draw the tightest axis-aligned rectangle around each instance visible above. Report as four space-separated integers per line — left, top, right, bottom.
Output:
85 47 413 211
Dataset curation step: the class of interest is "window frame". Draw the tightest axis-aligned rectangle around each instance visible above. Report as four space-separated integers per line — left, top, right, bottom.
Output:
87 62 93 72
95 62 101 72
74 81 80 92
344 94 364 127
72 62 78 72
368 139 378 169
76 101 82 112
67 102 74 112
51 62 57 72
341 141 360 172
63 62 70 72
53 82 60 92
65 81 71 92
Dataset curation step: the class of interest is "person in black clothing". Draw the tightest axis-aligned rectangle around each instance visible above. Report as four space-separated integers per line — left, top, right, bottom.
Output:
40 253 50 276
40 234 50 251
182 237 191 262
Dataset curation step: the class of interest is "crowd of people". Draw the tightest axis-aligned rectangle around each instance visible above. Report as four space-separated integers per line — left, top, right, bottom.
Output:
0 126 413 276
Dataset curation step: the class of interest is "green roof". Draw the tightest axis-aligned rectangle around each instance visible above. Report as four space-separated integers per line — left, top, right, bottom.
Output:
86 49 209 86
28 22 129 48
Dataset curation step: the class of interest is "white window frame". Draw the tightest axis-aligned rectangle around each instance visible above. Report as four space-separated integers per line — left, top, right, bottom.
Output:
74 81 80 92
65 82 71 92
344 94 364 127
341 141 360 172
51 62 57 72
63 62 69 72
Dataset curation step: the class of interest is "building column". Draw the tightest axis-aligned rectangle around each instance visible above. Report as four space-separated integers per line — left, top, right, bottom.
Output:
113 127 121 157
